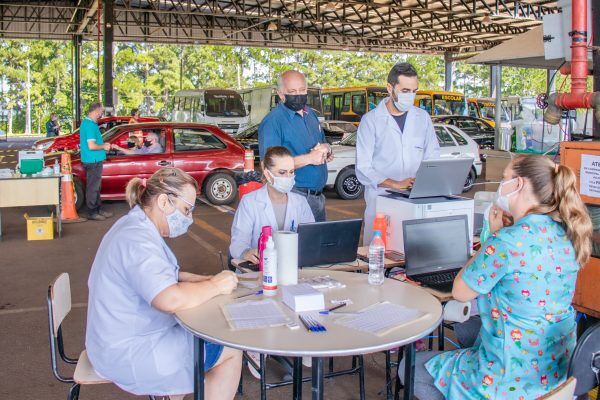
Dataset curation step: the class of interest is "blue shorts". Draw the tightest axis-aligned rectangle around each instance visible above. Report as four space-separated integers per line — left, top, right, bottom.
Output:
204 341 224 370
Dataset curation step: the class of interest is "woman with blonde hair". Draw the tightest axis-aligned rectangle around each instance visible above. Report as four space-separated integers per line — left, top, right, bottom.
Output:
86 168 242 400
402 155 592 399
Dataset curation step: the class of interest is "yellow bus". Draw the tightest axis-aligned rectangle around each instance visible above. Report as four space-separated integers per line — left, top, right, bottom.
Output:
323 88 468 123
322 86 388 123
414 90 467 116
467 97 513 127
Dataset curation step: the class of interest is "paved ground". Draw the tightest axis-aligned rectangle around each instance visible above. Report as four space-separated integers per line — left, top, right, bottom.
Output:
0 139 489 399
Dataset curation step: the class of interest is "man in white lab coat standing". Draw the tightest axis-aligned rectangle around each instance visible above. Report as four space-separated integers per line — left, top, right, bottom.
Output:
356 62 440 245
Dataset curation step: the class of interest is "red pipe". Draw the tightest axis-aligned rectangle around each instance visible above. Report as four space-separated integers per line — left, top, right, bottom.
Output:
545 0 600 124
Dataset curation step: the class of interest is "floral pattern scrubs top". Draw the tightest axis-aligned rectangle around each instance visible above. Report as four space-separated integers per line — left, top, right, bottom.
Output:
426 214 579 399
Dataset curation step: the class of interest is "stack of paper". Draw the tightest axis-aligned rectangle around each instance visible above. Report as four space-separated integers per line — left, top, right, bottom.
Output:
222 299 290 330
282 283 325 312
335 302 425 336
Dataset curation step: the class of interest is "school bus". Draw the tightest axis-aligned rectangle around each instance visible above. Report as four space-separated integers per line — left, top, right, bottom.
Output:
322 87 388 123
414 90 467 116
467 98 513 127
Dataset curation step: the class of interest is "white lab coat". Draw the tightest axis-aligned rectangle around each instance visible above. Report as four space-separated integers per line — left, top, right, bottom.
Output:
229 185 315 259
86 206 199 396
356 98 440 245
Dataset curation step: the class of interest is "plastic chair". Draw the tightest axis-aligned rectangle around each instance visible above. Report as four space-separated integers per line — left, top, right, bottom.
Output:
47 273 157 400
568 322 600 397
539 377 577 400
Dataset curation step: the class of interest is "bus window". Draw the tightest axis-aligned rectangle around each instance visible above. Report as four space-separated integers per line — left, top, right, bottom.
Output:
205 91 247 117
468 102 479 118
418 97 432 114
322 94 332 119
352 94 366 115
367 91 387 111
307 89 323 116
341 92 351 113
433 94 466 116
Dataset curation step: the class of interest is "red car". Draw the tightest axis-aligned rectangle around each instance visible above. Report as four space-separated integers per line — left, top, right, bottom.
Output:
51 122 245 208
33 115 160 154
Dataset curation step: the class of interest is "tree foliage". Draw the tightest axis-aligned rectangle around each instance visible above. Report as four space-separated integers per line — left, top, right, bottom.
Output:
0 39 557 134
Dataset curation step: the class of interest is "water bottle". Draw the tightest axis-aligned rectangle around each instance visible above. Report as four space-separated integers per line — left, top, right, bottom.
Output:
262 237 278 296
53 159 60 175
368 230 385 286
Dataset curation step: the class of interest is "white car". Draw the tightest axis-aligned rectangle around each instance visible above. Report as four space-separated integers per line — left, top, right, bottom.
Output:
326 123 483 200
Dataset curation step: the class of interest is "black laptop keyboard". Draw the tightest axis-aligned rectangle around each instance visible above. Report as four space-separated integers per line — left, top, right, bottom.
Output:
415 270 459 291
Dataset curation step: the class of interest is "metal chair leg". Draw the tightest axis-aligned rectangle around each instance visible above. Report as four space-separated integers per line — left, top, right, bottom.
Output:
260 353 267 400
67 383 80 400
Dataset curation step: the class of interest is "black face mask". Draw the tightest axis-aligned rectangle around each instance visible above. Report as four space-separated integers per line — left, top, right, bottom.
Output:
283 94 308 112
144 140 152 147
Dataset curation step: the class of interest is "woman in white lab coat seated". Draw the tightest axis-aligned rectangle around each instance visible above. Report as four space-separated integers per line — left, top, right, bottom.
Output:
85 168 242 400
230 146 315 263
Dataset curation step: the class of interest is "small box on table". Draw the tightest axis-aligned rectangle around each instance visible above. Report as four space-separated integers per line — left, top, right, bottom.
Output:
282 284 325 313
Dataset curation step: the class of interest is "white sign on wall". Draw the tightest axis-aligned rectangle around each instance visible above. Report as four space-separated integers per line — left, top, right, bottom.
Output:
580 154 600 197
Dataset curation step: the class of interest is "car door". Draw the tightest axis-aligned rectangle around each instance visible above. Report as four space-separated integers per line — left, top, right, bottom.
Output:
171 126 228 188
434 125 460 159
101 127 172 198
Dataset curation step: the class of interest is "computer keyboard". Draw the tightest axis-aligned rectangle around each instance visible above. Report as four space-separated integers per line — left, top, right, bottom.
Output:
415 271 459 291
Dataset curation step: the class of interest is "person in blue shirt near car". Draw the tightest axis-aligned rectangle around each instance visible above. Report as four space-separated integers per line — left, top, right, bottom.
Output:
258 70 332 222
79 102 113 221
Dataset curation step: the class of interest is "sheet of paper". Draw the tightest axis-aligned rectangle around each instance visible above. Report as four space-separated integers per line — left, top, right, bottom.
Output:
335 301 425 336
580 154 600 197
222 299 290 330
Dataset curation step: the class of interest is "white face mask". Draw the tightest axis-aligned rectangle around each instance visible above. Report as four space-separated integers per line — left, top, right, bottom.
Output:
393 91 416 112
495 178 520 214
164 198 194 238
266 169 295 194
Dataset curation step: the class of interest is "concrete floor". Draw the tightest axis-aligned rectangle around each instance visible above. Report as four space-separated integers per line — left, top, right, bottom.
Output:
0 138 485 399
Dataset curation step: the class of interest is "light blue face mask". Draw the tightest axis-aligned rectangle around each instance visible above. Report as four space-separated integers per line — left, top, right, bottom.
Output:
165 198 194 238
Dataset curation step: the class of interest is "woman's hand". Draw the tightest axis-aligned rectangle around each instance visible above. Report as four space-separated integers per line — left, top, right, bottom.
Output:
242 248 260 264
210 271 239 295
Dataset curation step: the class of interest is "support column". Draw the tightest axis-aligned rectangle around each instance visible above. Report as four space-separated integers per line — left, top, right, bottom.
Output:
72 35 82 128
103 0 114 112
593 0 600 137
494 65 502 150
444 52 454 92
489 65 498 98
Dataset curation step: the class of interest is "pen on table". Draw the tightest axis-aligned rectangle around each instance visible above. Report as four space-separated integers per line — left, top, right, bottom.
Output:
234 290 263 299
298 315 315 332
319 303 347 315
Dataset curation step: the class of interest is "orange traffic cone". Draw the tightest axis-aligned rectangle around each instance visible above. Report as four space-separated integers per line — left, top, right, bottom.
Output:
60 153 87 223
238 149 262 199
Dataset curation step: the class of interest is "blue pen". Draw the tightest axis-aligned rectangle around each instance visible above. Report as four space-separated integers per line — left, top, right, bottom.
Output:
319 303 347 315
290 220 295 232
234 290 263 299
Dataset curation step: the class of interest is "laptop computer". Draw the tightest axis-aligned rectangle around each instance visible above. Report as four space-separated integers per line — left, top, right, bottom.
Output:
387 158 473 199
402 215 470 292
297 219 363 267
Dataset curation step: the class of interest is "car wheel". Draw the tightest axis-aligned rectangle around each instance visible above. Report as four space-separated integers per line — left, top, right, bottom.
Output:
463 168 477 192
204 173 237 205
335 167 364 200
73 177 85 211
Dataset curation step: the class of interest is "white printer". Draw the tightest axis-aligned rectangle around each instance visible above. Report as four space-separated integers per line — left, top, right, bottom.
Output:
376 194 475 253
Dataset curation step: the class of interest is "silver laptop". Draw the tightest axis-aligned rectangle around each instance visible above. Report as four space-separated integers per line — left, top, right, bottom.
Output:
388 158 473 199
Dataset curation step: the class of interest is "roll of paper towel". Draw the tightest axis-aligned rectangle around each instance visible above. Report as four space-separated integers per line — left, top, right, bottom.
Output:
443 300 471 323
273 231 298 285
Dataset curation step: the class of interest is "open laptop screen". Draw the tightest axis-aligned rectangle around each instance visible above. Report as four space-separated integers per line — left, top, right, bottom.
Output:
403 215 470 275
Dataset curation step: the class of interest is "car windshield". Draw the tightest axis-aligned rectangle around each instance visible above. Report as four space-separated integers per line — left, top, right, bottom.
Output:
339 131 357 146
101 126 122 141
205 91 247 117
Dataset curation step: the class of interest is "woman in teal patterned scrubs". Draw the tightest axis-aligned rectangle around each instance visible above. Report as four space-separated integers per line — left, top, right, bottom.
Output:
412 156 592 399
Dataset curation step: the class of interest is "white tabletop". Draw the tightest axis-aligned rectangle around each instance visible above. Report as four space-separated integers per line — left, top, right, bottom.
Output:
175 270 442 358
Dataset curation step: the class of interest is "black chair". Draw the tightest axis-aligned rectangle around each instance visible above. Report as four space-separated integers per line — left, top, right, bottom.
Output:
568 322 600 398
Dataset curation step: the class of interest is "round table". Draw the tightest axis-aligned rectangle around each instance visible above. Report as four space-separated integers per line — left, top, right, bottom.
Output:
175 270 442 400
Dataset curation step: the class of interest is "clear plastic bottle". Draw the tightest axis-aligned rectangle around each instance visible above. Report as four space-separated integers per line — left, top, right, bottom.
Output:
53 159 60 175
368 230 385 285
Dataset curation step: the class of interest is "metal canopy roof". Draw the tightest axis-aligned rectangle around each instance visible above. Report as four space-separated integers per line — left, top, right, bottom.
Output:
0 0 560 54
